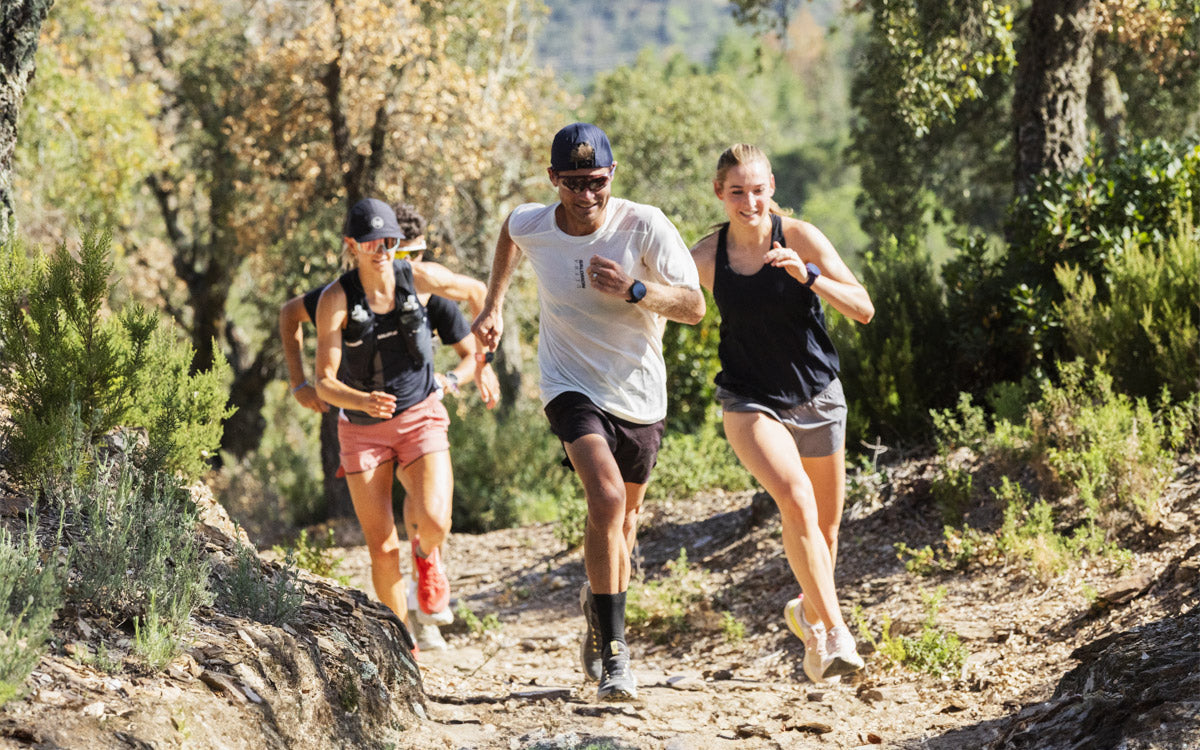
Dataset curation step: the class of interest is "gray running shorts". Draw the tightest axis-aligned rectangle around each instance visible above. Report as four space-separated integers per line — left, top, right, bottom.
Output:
716 378 847 458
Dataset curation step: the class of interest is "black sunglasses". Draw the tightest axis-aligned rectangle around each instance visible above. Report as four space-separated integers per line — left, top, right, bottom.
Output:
559 168 614 194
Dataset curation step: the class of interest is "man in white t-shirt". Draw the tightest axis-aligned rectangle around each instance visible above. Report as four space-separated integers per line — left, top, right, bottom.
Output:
472 122 705 701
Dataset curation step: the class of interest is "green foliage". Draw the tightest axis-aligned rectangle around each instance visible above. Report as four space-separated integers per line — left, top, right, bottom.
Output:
626 548 707 644
217 543 305 627
0 520 63 706
945 139 1200 395
62 454 212 643
553 491 587 551
661 304 721 434
132 595 180 670
854 588 967 677
447 398 577 533
273 529 348 586
832 237 954 443
896 524 996 576
929 464 973 525
931 393 989 454
0 230 231 484
647 419 756 502
1030 361 1172 526
1056 209 1199 402
453 601 501 637
720 611 745 644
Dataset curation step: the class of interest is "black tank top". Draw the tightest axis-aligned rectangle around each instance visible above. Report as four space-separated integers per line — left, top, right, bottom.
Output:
337 261 435 424
712 214 839 409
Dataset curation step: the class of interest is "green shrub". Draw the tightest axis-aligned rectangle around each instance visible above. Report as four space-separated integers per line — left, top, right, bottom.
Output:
833 236 954 444
62 455 212 646
553 491 587 551
626 548 707 644
454 601 501 637
647 418 755 502
931 393 989 454
0 230 231 484
0 519 63 706
217 543 305 627
929 464 974 525
446 398 577 532
273 528 348 585
1056 209 1199 403
855 588 967 677
1030 360 1172 526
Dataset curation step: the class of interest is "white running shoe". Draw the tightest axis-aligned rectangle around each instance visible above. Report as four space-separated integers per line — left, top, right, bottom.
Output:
413 619 449 651
822 624 865 678
408 580 453 626
785 596 831 683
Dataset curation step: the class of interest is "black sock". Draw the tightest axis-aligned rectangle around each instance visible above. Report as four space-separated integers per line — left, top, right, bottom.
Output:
592 592 627 648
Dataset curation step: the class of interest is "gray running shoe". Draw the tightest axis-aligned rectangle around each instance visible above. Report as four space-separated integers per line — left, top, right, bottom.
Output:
597 640 638 701
579 584 603 681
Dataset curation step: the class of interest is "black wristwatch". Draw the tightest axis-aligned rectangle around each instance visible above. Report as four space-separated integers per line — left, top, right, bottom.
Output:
803 262 821 288
626 279 647 303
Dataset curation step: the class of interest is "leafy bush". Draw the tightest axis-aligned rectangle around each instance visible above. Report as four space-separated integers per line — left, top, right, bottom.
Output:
833 236 955 444
62 454 212 650
1056 209 1199 402
944 138 1200 397
647 419 755 502
0 230 231 483
626 548 707 644
855 588 967 677
216 542 305 627
273 528 348 585
0 519 63 706
447 398 577 533
1030 361 1172 527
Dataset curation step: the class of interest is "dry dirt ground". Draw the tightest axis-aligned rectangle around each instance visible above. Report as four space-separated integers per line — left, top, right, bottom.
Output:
328 456 1200 749
2 455 1197 750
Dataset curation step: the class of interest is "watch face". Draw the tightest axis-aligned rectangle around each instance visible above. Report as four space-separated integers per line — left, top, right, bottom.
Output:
628 280 646 303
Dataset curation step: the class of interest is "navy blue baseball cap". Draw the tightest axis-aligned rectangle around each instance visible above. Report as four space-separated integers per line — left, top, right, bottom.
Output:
550 122 614 172
343 198 405 242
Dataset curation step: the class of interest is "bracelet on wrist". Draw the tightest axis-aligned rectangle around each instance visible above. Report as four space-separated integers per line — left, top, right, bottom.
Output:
291 381 309 394
474 350 495 364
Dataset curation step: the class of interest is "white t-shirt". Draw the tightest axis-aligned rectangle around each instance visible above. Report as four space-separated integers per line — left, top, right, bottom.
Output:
508 197 700 423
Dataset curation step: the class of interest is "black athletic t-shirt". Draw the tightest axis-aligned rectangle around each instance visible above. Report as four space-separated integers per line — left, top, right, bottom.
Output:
712 214 839 409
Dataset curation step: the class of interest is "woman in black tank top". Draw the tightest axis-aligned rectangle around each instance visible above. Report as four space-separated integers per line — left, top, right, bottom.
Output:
690 144 875 683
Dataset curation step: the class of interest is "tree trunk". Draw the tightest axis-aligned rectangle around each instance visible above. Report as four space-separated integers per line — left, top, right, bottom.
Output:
0 0 54 241
1013 0 1101 196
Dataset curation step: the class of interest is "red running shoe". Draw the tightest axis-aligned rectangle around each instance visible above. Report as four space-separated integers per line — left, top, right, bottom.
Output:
411 537 451 620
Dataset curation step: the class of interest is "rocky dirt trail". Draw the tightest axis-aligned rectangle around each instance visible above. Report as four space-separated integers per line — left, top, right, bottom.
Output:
2 456 1196 750
330 456 1200 750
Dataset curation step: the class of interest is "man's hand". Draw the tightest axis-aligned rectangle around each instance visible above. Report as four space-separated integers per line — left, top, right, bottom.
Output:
361 390 398 420
472 305 503 353
587 255 633 299
475 362 500 410
292 384 330 413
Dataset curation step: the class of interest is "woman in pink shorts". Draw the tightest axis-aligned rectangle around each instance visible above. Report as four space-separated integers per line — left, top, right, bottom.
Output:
315 198 488 638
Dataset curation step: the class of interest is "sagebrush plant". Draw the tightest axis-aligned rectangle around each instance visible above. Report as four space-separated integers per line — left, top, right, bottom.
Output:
854 588 967 677
1030 360 1171 527
0 518 63 706
133 595 180 670
0 230 231 483
63 454 212 644
217 543 305 627
626 548 707 644
273 528 348 585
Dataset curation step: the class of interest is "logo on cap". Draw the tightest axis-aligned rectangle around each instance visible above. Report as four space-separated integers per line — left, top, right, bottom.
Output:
371 216 384 229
